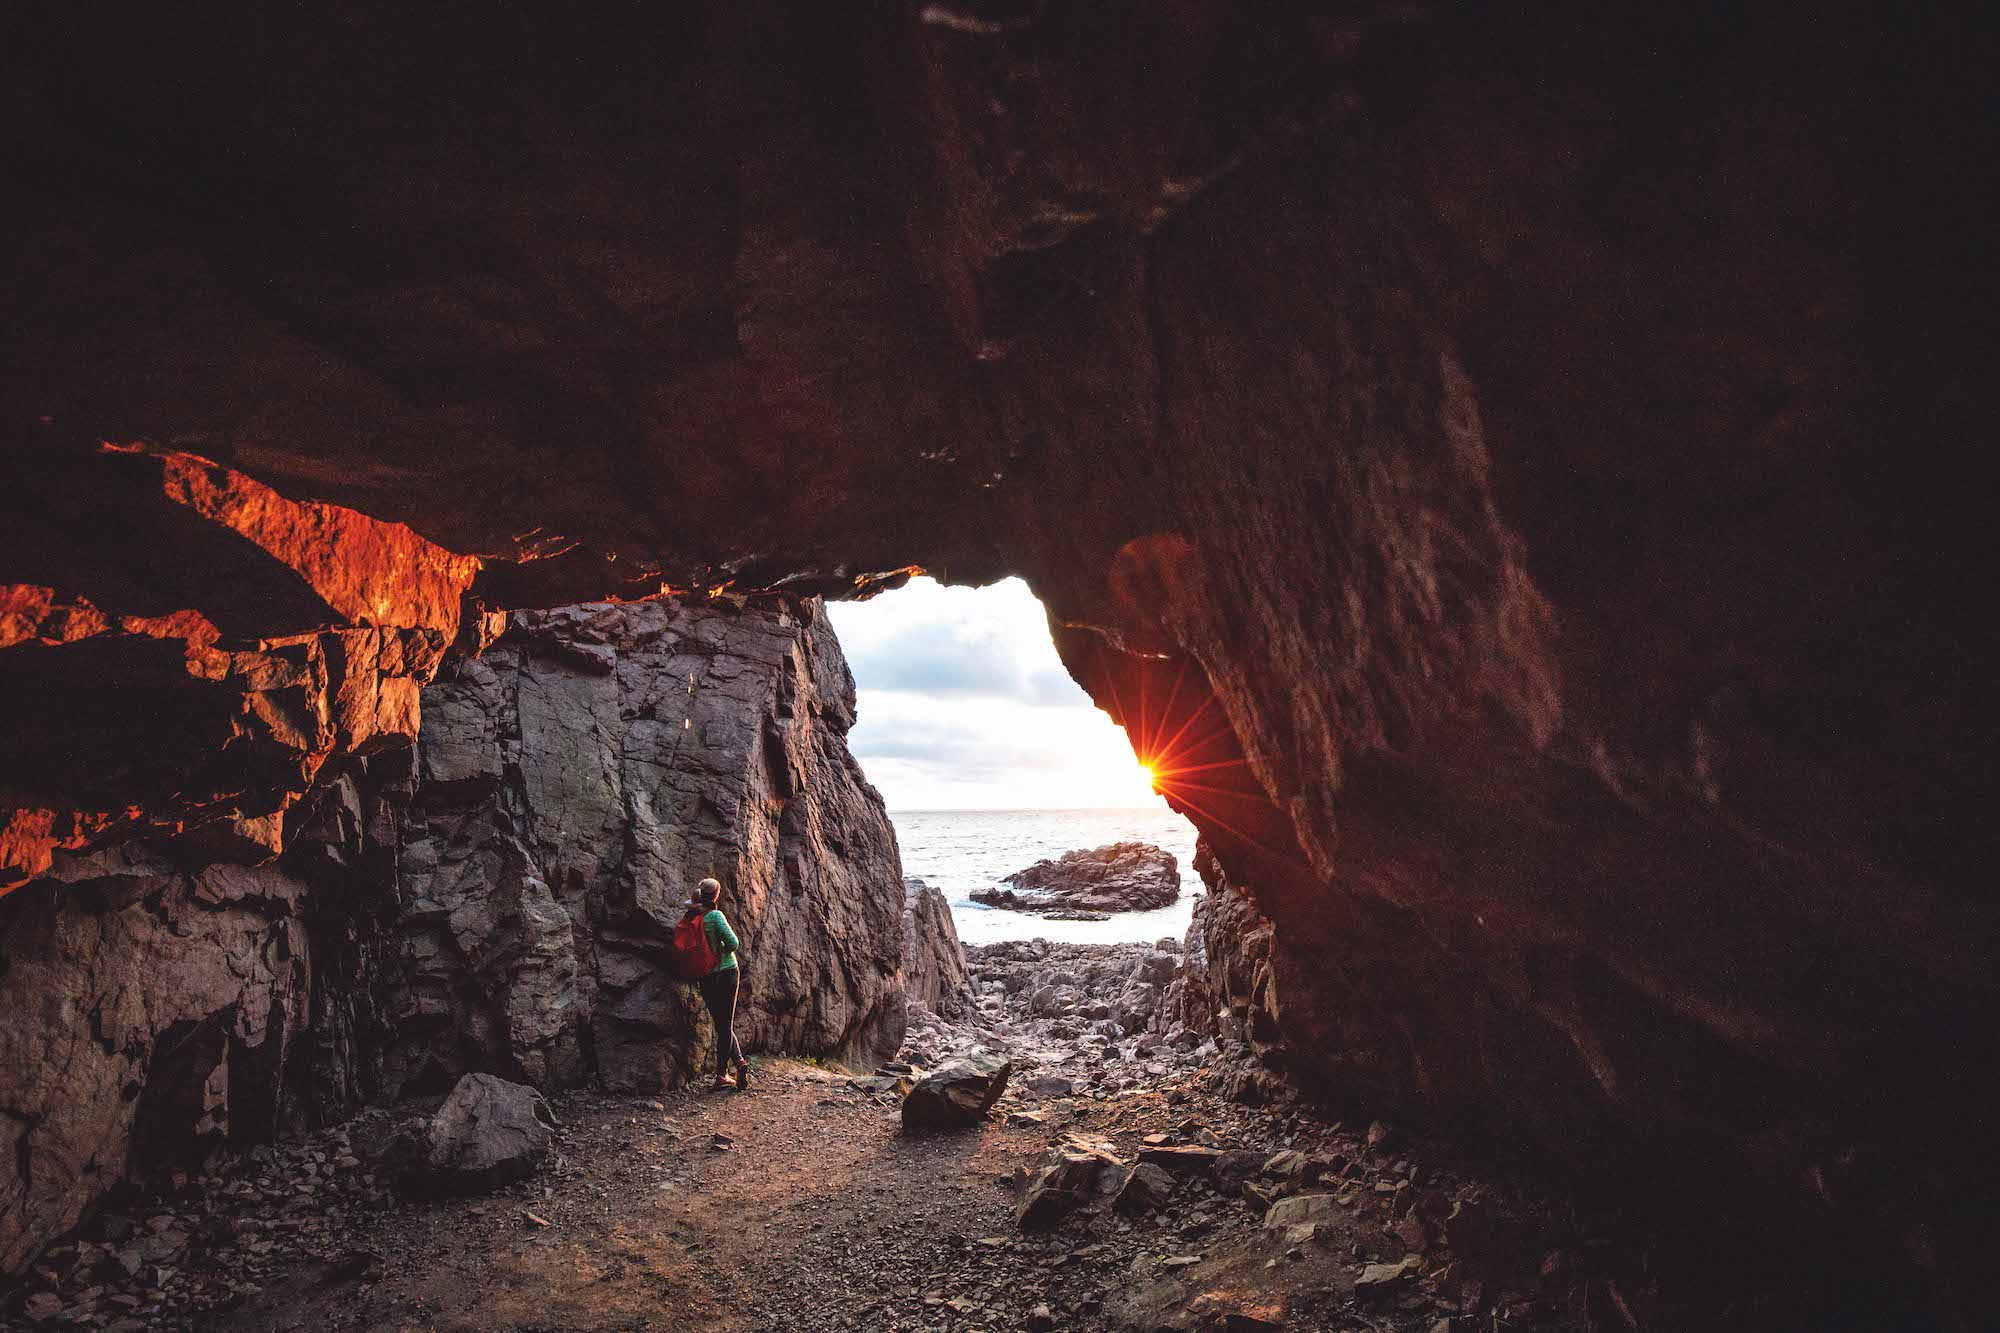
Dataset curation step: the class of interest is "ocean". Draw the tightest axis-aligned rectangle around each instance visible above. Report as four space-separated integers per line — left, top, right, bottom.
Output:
889 808 1202 946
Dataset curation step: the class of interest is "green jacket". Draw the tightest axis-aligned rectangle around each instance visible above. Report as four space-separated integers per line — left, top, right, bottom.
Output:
701 909 740 972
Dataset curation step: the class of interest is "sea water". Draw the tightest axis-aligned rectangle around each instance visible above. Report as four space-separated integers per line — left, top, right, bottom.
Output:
890 808 1202 946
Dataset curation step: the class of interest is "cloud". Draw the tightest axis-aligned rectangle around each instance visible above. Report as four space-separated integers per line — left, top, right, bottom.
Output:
830 577 1092 709
825 578 1162 811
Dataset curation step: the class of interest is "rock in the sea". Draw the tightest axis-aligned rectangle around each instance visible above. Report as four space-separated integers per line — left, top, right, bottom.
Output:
902 877 974 1020
900 1052 1012 1131
971 842 1179 917
402 1073 557 1196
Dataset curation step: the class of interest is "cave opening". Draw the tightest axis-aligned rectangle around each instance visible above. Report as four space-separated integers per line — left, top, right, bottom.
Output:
825 575 1201 946
0 1 1988 1326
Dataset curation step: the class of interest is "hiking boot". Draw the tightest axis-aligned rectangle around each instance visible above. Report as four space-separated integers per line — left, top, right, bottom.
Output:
710 1075 732 1092
734 1059 750 1092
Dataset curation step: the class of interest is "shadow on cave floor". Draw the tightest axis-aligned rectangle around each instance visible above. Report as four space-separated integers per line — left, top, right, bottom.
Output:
13 989 1945 1333
124 1056 1532 1333
55 939 1619 1333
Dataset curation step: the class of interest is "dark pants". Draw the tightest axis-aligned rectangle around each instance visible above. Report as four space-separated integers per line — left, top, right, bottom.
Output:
698 966 744 1078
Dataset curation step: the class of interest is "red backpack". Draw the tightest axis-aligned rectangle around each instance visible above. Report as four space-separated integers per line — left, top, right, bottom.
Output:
670 911 718 980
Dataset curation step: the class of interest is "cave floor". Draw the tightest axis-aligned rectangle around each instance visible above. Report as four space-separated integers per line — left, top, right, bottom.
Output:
97 1056 1584 1333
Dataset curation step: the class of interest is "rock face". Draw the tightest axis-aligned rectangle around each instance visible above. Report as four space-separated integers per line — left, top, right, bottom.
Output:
973 843 1180 919
1173 843 1282 1053
0 445 487 892
0 760 406 1275
385 597 908 1095
2 3 1992 1310
0 594 910 1273
902 878 974 1020
401 1073 557 1197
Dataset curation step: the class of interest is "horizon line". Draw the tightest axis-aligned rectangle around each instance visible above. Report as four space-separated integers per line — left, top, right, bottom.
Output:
886 805 1183 815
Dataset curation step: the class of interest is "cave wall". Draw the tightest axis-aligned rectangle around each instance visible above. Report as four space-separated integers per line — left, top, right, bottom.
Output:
1 0 1991 1301
0 758 404 1274
0 595 911 1274
385 597 909 1096
0 444 491 890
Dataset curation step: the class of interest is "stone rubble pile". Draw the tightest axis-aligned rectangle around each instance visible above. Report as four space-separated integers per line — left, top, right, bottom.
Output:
799 928 1604 1331
2 1111 407 1331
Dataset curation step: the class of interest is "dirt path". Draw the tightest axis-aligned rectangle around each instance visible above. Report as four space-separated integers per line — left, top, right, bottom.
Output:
174 1052 1588 1333
202 1061 1072 1332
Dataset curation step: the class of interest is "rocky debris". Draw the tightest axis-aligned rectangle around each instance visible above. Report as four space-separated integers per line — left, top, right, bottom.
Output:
1017 1133 1127 1230
967 937 1190 1044
18 923 1640 1333
0 1109 406 1330
901 1053 1012 1131
864 958 1602 1329
398 1074 558 1197
901 877 975 1019
385 596 909 1096
972 842 1180 918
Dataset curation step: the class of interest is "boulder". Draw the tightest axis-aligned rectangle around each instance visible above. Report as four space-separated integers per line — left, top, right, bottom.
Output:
1113 1162 1177 1215
1138 1145 1225 1176
970 843 1180 917
1354 1255 1423 1292
901 1053 1012 1131
403 1074 558 1196
1016 1162 1093 1231
1017 1132 1127 1230
1263 1194 1345 1230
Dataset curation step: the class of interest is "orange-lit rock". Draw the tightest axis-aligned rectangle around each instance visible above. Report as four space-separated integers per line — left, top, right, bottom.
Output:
0 445 477 889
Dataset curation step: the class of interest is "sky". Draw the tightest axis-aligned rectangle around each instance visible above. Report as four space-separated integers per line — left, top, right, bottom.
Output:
825 577 1167 811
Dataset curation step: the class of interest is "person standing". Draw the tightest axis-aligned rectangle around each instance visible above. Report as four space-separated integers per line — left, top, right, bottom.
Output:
690 877 750 1091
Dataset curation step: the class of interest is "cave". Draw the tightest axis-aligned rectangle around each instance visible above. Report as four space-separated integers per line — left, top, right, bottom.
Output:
1 2 1991 1328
